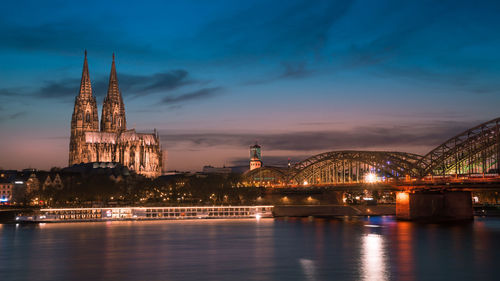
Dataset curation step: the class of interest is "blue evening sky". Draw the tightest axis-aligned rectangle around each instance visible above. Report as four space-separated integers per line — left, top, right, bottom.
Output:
1 0 499 170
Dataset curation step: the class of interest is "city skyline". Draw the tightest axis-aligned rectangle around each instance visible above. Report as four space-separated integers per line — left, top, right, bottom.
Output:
1 0 500 171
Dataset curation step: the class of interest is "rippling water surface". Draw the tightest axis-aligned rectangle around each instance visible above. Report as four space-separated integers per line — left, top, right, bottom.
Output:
1 217 499 281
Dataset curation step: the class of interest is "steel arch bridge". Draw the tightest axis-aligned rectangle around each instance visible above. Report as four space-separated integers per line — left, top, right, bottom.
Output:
243 117 500 186
289 151 422 185
416 117 500 178
243 166 288 186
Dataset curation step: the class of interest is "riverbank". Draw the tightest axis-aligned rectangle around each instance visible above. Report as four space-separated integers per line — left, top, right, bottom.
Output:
273 204 396 217
0 208 35 224
4 204 500 223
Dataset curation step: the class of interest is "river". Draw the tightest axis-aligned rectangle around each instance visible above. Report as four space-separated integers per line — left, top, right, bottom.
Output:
1 217 499 281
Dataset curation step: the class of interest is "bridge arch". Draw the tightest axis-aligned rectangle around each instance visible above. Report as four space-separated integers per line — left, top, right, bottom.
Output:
290 151 422 185
243 166 288 186
417 117 500 177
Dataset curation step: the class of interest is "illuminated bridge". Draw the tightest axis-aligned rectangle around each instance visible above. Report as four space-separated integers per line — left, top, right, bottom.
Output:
244 117 500 189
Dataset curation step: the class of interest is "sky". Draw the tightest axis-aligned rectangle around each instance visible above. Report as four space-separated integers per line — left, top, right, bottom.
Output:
1 0 500 171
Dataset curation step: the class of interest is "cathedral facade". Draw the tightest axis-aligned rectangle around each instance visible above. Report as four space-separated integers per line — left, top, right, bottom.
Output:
69 51 162 178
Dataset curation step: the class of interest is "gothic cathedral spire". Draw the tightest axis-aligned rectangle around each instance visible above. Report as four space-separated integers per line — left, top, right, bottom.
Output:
69 50 99 165
68 52 162 176
101 53 127 133
79 49 92 96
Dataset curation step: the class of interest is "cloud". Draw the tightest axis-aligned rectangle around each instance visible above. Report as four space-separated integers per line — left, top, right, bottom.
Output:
280 62 313 79
161 87 223 105
0 88 32 107
37 79 80 100
330 2 500 94
374 65 500 95
244 61 315 85
0 18 150 55
0 111 27 122
161 120 480 154
119 70 194 98
0 69 197 103
8 112 27 119
0 88 20 97
195 0 353 59
90 70 196 100
0 69 219 110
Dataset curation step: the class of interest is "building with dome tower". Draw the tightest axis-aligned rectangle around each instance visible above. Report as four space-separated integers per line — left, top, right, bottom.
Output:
249 143 262 171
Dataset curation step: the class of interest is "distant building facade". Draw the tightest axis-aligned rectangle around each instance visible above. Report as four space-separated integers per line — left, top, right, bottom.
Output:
0 179 13 203
249 143 262 171
69 51 162 177
0 173 29 203
25 173 40 194
41 173 64 190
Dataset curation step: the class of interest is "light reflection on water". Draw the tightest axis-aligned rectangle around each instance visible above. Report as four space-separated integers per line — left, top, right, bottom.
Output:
361 233 387 281
1 217 499 281
299 258 316 281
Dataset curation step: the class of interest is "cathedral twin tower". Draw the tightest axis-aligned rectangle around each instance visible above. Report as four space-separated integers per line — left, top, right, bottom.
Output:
69 51 162 177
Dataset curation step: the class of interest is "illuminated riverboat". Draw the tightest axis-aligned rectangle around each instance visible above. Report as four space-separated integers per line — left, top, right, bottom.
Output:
15 206 274 223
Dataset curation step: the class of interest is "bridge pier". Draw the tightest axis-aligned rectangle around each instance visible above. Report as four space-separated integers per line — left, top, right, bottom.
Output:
396 190 473 222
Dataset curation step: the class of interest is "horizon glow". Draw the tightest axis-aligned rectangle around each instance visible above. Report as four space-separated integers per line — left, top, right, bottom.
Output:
1 0 500 171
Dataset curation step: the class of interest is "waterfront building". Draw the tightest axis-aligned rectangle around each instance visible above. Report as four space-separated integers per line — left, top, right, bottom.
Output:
0 179 13 203
0 171 32 202
25 173 40 194
249 143 263 170
69 51 162 177
0 170 17 181
40 173 63 190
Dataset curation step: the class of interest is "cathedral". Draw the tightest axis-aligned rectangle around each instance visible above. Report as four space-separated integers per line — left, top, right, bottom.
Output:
69 51 162 178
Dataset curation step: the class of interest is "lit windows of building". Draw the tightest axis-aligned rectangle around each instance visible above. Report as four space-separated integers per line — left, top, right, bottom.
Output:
0 179 14 203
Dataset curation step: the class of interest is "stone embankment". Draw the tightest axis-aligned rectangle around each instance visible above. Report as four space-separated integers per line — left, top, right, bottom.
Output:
0 208 36 223
273 204 395 217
